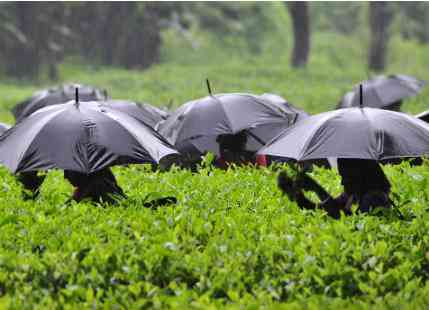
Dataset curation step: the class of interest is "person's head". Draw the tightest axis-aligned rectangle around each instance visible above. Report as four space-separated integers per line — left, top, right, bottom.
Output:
337 159 390 196
216 131 247 156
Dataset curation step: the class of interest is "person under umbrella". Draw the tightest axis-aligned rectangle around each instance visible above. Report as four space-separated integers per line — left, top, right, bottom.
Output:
259 99 429 218
277 159 392 219
337 74 427 111
64 168 126 204
157 91 308 169
0 122 46 200
214 131 267 169
0 94 179 204
12 83 107 122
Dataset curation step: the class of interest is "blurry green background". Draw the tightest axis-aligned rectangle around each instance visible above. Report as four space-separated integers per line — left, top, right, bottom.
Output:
0 2 428 123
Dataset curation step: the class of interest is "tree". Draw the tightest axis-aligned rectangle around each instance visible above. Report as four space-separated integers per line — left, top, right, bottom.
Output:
368 2 393 72
397 2 429 44
287 2 310 68
0 3 66 80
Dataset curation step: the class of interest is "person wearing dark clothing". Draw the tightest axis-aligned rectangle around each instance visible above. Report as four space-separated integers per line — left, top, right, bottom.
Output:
64 168 126 204
278 159 392 219
64 168 177 208
215 131 267 169
17 171 46 200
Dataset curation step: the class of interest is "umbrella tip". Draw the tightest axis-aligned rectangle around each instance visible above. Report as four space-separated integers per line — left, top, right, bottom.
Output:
359 84 363 108
75 87 79 108
206 78 213 96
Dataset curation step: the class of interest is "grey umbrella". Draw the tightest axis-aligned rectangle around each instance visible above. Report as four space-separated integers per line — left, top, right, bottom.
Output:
338 75 427 110
0 101 178 174
416 110 429 123
0 122 10 135
100 100 169 128
157 93 308 155
258 107 429 161
12 84 107 122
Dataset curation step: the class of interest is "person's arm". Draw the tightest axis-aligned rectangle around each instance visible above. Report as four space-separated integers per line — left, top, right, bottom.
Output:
278 171 317 210
295 173 333 201
293 191 318 210
319 193 353 219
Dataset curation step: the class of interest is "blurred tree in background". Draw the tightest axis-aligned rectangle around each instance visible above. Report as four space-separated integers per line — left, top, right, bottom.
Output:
396 2 429 44
368 2 394 72
0 2 428 80
287 2 310 68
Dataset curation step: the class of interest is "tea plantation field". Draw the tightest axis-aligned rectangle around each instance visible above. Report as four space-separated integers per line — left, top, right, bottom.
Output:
0 163 429 308
1 32 429 308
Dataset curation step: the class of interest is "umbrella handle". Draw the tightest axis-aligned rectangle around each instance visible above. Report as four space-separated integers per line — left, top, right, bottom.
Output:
206 79 213 96
75 88 80 108
359 84 363 107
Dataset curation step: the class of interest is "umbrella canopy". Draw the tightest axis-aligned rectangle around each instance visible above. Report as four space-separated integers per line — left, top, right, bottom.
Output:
0 101 178 174
258 107 429 161
100 100 169 128
141 103 170 121
157 93 308 155
338 75 427 110
0 122 11 135
416 110 429 123
12 84 107 122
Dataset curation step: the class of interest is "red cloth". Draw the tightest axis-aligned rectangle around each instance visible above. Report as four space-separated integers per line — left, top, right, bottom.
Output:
255 154 267 167
216 154 267 169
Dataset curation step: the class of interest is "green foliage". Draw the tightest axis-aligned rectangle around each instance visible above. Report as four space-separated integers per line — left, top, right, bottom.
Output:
0 12 429 307
0 162 429 307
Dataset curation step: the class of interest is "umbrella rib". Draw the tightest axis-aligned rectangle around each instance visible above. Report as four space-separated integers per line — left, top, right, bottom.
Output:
95 108 176 163
245 130 266 146
298 110 343 160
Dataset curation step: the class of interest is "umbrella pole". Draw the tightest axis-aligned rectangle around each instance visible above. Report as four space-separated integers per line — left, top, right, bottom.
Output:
359 84 363 107
206 79 213 96
75 88 79 108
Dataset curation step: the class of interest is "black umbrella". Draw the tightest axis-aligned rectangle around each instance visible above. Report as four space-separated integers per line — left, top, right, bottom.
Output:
338 75 427 110
416 110 429 123
100 100 169 128
0 100 178 174
140 103 170 121
157 93 308 155
258 107 429 161
12 84 107 122
0 122 10 135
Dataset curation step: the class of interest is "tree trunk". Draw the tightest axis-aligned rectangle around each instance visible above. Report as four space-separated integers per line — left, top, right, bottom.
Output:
135 3 162 69
287 2 310 68
6 4 41 78
368 2 393 72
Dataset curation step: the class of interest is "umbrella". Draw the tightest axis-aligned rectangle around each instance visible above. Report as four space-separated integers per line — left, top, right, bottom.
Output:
100 100 169 128
12 84 107 122
0 100 178 174
157 93 308 155
416 110 429 123
258 107 429 161
338 75 427 110
0 122 11 135
141 103 170 121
